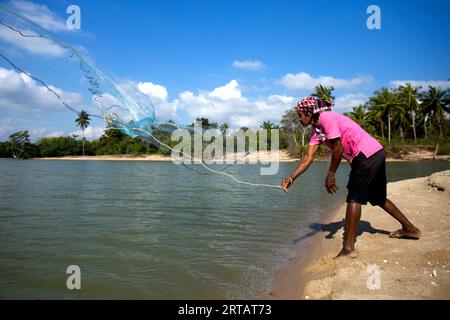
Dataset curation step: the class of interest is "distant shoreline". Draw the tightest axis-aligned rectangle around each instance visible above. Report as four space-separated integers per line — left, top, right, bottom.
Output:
30 149 450 163
31 157 450 162
32 150 298 162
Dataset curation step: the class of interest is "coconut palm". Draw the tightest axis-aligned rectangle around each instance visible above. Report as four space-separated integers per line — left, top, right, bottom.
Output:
369 88 400 146
209 122 218 129
367 103 385 138
398 83 420 142
220 122 230 135
260 121 276 150
261 120 275 131
311 84 335 101
75 110 90 156
420 86 450 139
347 105 369 128
393 103 409 144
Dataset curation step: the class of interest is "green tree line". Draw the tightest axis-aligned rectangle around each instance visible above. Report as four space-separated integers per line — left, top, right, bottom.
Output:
281 84 450 157
0 84 448 159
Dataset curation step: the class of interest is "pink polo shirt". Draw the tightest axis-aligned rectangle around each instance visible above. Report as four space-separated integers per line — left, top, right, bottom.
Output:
309 111 383 163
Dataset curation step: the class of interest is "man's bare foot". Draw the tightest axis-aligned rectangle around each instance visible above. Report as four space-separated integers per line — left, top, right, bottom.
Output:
389 227 421 239
334 248 358 259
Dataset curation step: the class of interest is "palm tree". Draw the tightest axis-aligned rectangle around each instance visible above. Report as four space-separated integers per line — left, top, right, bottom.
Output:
347 105 369 128
398 83 420 143
422 113 430 139
311 84 335 101
220 122 230 135
420 86 450 139
367 103 385 138
369 88 400 146
260 121 275 150
393 103 408 144
209 122 218 129
75 110 90 156
261 120 275 131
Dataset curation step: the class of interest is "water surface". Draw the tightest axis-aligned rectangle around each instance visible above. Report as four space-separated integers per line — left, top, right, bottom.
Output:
0 159 448 299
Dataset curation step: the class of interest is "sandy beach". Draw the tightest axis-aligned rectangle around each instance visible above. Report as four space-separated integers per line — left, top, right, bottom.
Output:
34 150 298 162
270 170 450 300
36 154 174 162
33 149 450 162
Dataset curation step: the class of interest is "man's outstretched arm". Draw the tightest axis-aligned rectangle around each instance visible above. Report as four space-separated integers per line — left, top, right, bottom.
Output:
281 144 319 192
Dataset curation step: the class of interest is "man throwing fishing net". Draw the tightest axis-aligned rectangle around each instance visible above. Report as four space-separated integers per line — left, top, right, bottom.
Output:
281 97 421 258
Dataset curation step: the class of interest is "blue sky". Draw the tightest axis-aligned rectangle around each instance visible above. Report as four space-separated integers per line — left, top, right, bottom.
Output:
0 0 449 140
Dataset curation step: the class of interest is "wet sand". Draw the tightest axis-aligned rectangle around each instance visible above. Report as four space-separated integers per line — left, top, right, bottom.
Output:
269 170 450 300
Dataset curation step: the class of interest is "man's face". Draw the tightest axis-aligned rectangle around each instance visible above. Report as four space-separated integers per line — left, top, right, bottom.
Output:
297 111 312 127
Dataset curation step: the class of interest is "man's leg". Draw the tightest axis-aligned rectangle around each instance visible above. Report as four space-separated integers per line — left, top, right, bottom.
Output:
336 202 361 258
380 199 421 239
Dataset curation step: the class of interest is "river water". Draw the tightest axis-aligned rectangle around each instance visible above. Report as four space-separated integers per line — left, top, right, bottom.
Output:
0 159 448 299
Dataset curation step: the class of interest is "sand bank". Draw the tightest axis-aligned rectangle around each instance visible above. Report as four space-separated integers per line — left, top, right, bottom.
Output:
35 154 173 161
33 150 298 162
32 149 450 163
270 170 450 300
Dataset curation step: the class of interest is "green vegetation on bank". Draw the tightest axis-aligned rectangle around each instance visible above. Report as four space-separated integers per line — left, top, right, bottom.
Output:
0 84 448 159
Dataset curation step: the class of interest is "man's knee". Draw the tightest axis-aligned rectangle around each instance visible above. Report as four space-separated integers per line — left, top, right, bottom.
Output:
375 198 388 208
346 202 362 216
347 201 362 208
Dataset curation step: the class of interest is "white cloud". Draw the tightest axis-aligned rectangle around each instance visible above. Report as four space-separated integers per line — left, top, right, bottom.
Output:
333 93 368 113
174 80 295 128
0 1 74 57
91 93 134 123
45 130 64 138
136 82 177 122
279 72 372 91
390 80 450 90
0 67 83 114
29 128 65 139
0 125 67 141
232 60 265 71
0 68 375 145
9 0 68 32
209 79 241 100
90 81 178 124
70 126 105 141
0 24 67 57
138 82 168 101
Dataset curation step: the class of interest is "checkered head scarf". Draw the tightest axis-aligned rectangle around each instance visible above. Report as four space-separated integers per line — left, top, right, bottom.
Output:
295 96 334 114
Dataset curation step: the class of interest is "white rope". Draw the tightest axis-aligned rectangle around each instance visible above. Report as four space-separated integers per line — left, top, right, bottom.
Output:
128 127 283 189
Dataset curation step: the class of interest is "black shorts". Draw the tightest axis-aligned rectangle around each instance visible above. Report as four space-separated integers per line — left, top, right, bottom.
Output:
346 149 387 206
